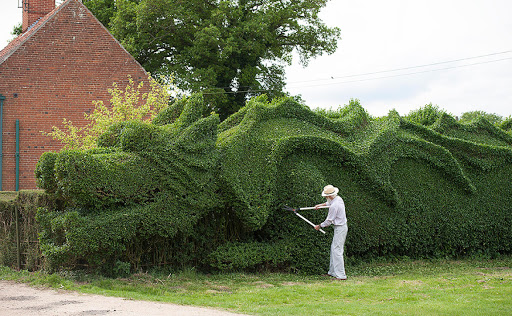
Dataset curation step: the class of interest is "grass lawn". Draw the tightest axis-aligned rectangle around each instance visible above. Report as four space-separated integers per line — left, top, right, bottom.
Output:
1 257 511 315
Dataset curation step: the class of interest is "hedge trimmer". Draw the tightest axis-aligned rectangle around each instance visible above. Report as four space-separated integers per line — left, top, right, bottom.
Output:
283 205 328 234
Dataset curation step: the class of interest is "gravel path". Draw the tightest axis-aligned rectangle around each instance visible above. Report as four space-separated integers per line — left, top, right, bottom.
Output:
0 280 248 316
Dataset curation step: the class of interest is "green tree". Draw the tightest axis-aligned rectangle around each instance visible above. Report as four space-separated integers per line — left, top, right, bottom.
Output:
83 0 117 27
107 0 340 120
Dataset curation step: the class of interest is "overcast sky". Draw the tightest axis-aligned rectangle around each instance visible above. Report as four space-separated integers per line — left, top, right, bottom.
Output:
1 0 511 118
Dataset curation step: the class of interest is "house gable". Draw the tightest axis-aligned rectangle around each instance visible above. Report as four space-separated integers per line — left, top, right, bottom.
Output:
0 0 149 190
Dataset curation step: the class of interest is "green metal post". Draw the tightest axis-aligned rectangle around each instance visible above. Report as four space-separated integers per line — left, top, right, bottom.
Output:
16 120 20 191
0 94 4 191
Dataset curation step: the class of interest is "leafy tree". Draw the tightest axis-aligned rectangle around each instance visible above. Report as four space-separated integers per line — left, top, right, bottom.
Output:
42 75 171 149
459 110 503 126
106 0 340 120
83 0 117 27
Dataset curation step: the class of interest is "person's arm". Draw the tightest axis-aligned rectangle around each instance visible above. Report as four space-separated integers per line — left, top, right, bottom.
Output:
319 204 338 228
315 200 332 229
315 202 327 209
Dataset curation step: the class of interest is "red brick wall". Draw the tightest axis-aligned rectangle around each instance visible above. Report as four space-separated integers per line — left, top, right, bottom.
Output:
22 0 56 32
0 0 149 190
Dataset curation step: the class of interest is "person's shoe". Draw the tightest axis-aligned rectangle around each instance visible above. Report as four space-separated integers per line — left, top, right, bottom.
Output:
335 277 347 281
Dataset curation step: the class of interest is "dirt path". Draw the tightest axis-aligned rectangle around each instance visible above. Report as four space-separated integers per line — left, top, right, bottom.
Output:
0 281 249 316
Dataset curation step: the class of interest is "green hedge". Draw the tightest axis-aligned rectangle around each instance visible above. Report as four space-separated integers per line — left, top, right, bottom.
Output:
208 241 293 272
0 191 56 270
34 94 512 274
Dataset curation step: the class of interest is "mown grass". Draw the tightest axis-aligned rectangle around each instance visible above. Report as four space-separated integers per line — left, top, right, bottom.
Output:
1 257 511 315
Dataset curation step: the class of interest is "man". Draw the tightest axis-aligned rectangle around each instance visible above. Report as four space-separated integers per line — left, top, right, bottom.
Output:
314 184 348 280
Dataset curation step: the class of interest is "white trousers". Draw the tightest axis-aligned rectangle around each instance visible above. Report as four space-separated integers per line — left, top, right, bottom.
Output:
328 224 348 279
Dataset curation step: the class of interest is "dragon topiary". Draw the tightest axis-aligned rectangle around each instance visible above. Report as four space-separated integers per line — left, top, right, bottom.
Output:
35 94 512 274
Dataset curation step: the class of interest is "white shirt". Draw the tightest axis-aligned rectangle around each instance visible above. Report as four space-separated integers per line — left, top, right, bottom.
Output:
320 195 347 228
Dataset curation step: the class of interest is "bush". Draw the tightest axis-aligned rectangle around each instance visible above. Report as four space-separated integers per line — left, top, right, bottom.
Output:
499 116 512 135
0 191 56 270
209 241 292 271
459 110 503 126
34 94 512 274
405 103 446 126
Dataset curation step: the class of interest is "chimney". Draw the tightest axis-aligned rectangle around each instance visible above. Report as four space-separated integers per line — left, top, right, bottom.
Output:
22 0 56 33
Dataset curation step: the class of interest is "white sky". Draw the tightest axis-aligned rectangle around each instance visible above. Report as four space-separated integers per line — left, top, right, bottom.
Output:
1 0 511 118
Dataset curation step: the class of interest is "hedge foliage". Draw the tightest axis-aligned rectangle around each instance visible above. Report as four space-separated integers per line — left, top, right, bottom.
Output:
35 94 512 275
0 191 55 270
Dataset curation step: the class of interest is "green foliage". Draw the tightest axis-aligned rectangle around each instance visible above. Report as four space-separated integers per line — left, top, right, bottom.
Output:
0 200 17 268
208 241 292 271
83 0 116 27
499 116 512 135
108 0 340 119
313 99 371 134
405 103 447 126
42 75 170 150
152 96 188 126
36 94 220 272
34 152 60 195
113 260 132 278
10 23 22 38
459 110 503 125
35 94 512 275
0 191 57 270
52 149 162 208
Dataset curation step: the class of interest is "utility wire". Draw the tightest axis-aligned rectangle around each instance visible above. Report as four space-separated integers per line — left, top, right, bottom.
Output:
287 57 512 89
205 50 512 91
287 50 512 85
202 55 512 95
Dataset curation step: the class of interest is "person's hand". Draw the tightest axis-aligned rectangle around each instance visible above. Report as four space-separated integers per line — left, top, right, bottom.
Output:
314 225 321 231
314 204 322 210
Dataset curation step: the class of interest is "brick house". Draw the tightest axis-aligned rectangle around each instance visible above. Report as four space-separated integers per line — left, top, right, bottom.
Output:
0 0 149 191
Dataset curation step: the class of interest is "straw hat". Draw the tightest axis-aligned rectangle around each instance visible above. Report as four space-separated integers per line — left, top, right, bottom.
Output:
321 185 339 197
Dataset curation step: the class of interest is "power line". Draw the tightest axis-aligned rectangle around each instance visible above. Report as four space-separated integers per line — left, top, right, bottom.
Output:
287 50 512 85
287 57 512 89
208 50 512 91
202 55 512 95
202 88 278 95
